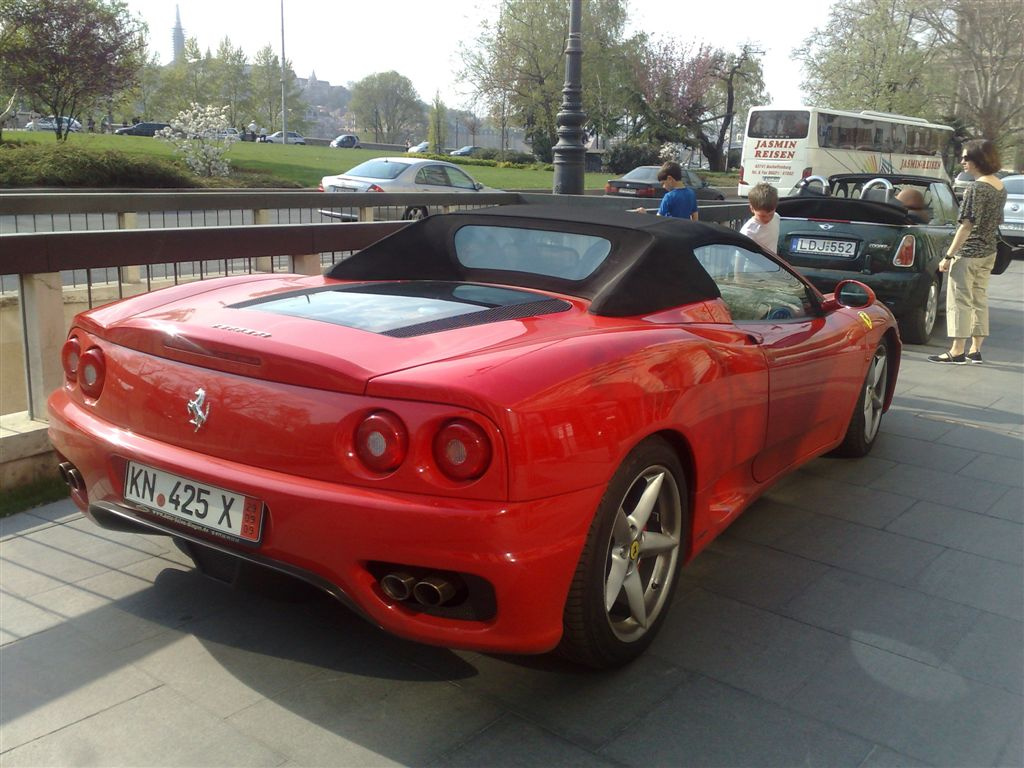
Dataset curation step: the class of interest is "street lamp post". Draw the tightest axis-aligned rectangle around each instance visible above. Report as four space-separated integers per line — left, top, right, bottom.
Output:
552 0 586 195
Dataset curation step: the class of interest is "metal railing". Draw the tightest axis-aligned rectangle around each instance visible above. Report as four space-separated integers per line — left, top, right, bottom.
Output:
0 189 749 490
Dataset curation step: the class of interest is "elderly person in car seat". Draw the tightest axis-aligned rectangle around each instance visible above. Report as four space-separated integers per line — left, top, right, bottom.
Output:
896 188 929 223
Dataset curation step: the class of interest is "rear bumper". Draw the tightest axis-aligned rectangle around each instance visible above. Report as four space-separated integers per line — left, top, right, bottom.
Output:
48 390 600 655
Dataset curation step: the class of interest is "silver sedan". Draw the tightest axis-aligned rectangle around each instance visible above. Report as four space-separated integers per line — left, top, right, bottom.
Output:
319 157 491 220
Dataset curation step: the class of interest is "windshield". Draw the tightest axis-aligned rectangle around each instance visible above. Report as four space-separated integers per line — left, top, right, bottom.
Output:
344 160 409 180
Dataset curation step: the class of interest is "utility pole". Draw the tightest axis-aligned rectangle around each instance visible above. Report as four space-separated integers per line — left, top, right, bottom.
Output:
280 0 287 144
552 0 586 195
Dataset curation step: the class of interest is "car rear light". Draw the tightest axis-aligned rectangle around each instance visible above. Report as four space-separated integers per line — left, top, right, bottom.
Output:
355 411 408 473
61 336 81 382
433 420 491 481
637 187 655 198
78 347 105 398
368 184 385 192
317 183 324 192
604 183 615 194
738 165 745 185
801 167 813 179
893 235 916 267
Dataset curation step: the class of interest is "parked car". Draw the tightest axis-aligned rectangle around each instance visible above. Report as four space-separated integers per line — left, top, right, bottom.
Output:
48 204 899 668
1000 174 1023 246
263 131 305 144
776 173 960 344
319 157 492 220
26 116 82 133
604 165 725 202
449 145 481 157
114 122 171 137
406 141 430 153
952 171 974 201
330 134 361 148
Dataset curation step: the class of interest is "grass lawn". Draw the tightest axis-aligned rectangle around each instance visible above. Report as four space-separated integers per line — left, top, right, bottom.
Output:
3 130 739 192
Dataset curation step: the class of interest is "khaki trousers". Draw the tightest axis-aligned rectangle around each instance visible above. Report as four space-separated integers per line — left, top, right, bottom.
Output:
945 253 996 339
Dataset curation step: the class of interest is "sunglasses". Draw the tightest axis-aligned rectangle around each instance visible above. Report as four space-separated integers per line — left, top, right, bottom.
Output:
961 156 970 162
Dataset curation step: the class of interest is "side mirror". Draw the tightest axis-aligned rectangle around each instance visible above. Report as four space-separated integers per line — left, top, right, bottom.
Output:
474 182 484 191
821 279 876 312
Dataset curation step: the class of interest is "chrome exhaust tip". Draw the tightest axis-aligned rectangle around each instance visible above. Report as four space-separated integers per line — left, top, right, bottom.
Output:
380 571 417 602
413 575 457 607
58 462 83 492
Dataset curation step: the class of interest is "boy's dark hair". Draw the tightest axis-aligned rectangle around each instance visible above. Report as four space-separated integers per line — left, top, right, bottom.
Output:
656 161 683 182
748 182 778 211
962 139 1001 176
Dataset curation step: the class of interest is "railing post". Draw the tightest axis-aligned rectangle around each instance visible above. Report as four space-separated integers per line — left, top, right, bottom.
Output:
20 272 65 421
117 212 141 284
254 209 274 272
292 253 322 275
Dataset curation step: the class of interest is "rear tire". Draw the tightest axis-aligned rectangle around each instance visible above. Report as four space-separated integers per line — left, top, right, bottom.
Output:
899 273 939 344
559 437 687 668
832 340 889 457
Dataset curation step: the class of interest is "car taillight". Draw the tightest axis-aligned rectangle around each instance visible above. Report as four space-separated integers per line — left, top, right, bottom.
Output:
368 184 385 192
78 347 105 398
317 183 324 192
893 235 916 267
604 183 615 194
433 420 491 481
738 165 745 185
801 167 813 179
61 336 81 382
637 187 655 198
355 411 408 473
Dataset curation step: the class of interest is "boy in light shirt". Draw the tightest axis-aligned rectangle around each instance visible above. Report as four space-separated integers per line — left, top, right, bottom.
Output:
740 183 780 253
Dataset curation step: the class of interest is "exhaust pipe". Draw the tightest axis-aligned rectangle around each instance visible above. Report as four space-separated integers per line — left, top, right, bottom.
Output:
380 571 417 601
58 462 83 492
413 575 457 607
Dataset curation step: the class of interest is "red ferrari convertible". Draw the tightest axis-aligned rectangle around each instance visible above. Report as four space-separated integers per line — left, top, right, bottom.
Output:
48 204 900 667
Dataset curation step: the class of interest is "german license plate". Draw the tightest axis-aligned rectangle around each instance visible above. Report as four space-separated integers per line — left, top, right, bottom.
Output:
617 187 636 195
792 237 857 257
124 462 263 542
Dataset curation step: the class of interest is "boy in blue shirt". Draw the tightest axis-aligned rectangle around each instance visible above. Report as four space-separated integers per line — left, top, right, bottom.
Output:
633 162 699 220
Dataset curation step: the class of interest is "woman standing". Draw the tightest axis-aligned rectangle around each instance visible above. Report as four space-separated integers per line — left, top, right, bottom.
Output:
929 139 1006 364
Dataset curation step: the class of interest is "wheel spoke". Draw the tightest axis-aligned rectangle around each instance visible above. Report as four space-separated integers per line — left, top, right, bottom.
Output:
627 471 664 531
639 531 678 556
612 508 631 544
605 551 629 610
622 569 648 628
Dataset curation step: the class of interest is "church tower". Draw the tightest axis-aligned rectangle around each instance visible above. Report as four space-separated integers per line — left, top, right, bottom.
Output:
172 5 185 63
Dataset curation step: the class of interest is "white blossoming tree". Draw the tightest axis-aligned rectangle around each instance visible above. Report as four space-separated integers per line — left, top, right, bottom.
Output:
158 103 237 178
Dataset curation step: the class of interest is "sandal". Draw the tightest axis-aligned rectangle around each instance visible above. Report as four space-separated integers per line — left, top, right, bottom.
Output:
927 352 967 364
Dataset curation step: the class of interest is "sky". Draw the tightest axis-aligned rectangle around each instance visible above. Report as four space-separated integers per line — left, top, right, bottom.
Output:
125 0 836 109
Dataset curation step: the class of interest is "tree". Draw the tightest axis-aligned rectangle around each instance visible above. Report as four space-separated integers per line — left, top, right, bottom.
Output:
248 44 305 134
349 71 421 143
209 38 249 130
0 0 146 140
917 0 1023 162
428 92 447 153
461 0 632 161
798 0 942 116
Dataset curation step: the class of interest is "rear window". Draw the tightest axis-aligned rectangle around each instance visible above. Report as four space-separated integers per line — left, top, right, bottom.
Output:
747 110 810 139
344 160 409 180
454 225 611 281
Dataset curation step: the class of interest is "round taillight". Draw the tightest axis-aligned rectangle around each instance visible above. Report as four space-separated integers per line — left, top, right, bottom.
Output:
433 420 491 481
78 347 105 398
354 411 408 473
61 337 81 382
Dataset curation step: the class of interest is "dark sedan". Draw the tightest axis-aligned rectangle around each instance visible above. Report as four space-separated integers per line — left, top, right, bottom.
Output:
776 174 959 344
604 166 725 201
114 122 170 137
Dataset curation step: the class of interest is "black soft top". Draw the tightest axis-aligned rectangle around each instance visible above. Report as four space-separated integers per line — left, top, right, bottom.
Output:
327 204 751 317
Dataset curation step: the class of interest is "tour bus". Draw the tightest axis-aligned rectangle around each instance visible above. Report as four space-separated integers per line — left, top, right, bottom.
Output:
737 106 954 197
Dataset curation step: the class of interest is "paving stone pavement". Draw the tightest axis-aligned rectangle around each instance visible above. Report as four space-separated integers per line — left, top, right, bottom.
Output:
2 264 1022 768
